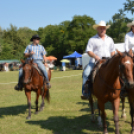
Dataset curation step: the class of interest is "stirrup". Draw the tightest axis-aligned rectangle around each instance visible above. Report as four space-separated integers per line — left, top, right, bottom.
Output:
46 83 51 89
81 95 89 100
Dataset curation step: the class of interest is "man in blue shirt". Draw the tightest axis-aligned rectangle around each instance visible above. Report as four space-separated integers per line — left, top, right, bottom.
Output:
15 35 51 90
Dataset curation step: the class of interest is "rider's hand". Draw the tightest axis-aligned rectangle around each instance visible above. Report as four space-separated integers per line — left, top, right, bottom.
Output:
94 55 101 61
30 51 35 55
45 63 48 67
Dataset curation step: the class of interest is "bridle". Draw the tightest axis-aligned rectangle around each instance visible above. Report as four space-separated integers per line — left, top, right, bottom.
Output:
98 55 133 91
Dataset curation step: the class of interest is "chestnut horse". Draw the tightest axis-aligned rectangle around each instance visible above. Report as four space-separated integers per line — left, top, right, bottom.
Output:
21 60 51 119
89 50 134 134
121 84 134 133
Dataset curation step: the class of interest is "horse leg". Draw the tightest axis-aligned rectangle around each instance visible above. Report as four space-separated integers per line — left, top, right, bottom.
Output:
128 98 134 134
98 101 108 134
39 96 45 112
121 97 126 118
35 90 40 114
97 103 103 127
89 96 95 122
112 98 120 134
39 86 45 112
25 90 31 120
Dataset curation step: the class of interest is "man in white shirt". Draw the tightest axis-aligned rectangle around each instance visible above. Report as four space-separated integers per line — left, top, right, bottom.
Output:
81 20 115 100
125 21 134 52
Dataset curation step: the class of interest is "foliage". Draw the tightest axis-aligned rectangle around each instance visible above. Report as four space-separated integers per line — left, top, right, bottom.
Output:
0 0 134 63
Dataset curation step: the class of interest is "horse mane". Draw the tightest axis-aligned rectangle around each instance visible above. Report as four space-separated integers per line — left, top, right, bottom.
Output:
102 51 132 67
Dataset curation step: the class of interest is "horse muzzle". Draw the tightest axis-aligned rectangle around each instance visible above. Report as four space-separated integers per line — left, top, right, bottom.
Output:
125 81 134 89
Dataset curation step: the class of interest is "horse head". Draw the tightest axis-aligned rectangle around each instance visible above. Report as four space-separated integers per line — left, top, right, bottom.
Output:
117 49 134 89
21 59 33 84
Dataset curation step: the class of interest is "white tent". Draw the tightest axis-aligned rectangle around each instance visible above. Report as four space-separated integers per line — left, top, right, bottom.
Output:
82 43 125 69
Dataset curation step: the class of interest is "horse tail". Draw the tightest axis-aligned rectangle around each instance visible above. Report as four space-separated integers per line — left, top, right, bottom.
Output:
45 89 50 103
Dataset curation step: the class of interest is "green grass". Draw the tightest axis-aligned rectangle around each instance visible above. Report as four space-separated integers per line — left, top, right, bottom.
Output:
0 70 132 134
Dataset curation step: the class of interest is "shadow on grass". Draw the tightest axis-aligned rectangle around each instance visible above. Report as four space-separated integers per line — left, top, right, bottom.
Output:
26 114 114 134
0 105 27 118
76 101 113 112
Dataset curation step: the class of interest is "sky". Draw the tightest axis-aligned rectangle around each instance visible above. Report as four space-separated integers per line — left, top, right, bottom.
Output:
0 0 133 30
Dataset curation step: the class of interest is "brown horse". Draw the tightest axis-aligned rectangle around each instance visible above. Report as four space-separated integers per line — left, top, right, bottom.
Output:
21 60 51 120
89 50 134 134
121 82 134 133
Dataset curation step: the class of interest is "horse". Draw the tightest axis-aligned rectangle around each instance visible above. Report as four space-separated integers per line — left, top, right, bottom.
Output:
21 59 51 119
121 82 134 133
89 49 134 134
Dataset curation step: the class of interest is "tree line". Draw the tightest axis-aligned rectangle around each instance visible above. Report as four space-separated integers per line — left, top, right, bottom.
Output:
0 0 133 64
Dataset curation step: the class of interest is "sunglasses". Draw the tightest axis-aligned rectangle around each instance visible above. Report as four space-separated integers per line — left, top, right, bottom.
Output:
132 25 134 27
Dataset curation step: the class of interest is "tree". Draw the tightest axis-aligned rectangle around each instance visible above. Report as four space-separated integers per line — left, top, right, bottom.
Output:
124 0 134 14
67 15 96 53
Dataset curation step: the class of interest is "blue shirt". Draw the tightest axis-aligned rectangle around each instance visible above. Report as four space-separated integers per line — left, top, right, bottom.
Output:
24 44 47 60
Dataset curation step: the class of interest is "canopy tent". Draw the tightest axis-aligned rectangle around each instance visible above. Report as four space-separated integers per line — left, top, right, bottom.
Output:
60 59 70 63
0 59 19 64
63 51 82 59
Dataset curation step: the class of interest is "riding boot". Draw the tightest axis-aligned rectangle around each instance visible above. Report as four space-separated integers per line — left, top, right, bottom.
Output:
81 80 92 100
14 76 23 91
120 89 128 97
46 81 51 89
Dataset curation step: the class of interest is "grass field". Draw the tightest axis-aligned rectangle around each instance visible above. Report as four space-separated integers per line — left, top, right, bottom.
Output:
0 70 132 134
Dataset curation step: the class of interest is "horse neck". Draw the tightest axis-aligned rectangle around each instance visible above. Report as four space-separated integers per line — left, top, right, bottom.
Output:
31 65 39 79
102 55 120 82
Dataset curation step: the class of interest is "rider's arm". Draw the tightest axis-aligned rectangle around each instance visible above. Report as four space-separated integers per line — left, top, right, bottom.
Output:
86 38 101 61
43 55 47 63
42 46 47 64
110 38 116 57
111 51 115 57
87 51 101 61
24 45 34 58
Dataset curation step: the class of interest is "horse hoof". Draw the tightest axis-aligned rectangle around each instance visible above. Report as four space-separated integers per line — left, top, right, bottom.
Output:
98 123 103 128
91 114 96 122
39 107 44 112
121 114 126 119
26 116 31 120
35 111 38 115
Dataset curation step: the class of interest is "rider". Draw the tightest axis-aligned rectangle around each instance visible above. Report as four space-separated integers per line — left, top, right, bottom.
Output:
81 20 115 100
14 34 51 91
120 20 134 97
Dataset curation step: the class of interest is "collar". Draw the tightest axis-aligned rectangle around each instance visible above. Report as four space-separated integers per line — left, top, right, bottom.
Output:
31 44 39 46
130 31 134 35
96 34 108 38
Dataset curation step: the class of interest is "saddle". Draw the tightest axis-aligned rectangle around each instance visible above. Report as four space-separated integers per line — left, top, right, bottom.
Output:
32 63 49 78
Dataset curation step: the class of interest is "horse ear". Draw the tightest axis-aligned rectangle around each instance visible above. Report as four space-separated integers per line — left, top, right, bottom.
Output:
21 59 25 64
128 49 133 57
116 49 123 57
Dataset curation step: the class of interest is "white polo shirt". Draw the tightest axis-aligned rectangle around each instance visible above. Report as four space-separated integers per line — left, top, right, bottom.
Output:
125 31 134 52
86 34 115 63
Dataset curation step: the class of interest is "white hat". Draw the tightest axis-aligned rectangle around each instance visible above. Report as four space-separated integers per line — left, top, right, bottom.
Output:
93 20 111 30
127 21 134 27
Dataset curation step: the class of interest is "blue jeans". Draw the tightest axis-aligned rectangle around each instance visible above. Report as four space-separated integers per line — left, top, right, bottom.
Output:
18 60 49 83
82 63 94 96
